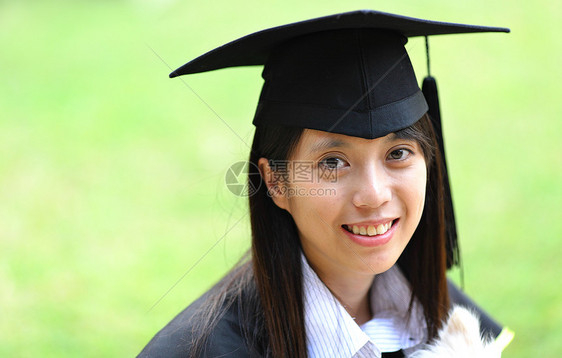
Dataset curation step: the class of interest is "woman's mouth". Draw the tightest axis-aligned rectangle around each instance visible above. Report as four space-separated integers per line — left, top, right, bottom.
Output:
342 220 395 237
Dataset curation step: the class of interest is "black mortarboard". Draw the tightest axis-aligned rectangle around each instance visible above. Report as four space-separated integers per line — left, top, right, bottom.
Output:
170 10 509 268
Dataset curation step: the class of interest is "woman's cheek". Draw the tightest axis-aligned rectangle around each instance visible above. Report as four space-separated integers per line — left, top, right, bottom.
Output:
404 166 427 218
286 181 340 227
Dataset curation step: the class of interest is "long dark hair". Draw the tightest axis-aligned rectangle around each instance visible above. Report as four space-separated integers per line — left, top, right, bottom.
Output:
189 113 449 357
394 113 450 337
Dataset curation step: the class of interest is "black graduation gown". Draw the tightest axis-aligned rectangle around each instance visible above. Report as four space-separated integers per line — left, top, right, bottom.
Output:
138 280 504 358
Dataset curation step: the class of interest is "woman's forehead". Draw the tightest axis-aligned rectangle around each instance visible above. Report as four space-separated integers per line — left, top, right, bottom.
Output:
296 129 399 154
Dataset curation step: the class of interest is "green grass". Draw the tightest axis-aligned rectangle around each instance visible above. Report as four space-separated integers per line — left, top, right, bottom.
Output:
1 0 560 356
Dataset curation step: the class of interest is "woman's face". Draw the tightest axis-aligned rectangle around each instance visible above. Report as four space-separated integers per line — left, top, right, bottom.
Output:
261 128 427 279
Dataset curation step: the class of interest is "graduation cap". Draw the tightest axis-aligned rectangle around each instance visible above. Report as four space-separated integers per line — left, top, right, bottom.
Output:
170 10 509 268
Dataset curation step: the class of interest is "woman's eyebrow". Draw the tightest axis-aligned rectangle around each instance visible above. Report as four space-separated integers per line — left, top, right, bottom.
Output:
308 138 349 154
386 133 416 143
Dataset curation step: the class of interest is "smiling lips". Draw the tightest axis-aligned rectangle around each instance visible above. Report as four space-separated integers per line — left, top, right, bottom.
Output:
343 221 394 237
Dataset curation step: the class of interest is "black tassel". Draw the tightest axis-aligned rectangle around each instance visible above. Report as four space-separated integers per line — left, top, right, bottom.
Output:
422 75 460 269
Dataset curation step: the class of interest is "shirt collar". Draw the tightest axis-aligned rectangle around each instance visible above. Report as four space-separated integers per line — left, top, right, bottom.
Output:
301 254 426 357
364 266 427 352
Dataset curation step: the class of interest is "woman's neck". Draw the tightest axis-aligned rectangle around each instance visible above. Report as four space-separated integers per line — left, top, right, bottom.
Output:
311 263 375 326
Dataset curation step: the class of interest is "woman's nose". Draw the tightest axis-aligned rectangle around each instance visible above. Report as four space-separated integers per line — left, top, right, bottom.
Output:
351 167 392 209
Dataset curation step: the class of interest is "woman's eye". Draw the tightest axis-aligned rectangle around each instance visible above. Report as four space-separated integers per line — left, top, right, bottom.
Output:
387 148 412 161
318 157 346 170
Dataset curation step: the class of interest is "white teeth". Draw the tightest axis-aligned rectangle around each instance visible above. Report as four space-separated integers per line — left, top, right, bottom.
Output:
347 221 393 237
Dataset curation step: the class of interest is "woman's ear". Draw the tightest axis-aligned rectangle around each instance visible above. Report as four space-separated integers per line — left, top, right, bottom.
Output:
258 157 289 211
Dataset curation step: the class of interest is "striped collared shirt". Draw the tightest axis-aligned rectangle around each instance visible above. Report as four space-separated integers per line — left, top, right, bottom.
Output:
302 254 426 357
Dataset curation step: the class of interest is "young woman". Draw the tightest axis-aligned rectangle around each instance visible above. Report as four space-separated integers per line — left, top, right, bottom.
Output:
139 10 511 357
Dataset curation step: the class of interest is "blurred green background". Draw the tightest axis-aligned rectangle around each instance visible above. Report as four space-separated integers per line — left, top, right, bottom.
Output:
1 0 560 356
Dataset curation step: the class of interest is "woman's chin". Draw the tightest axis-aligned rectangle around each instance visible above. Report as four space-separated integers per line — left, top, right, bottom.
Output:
346 253 401 276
